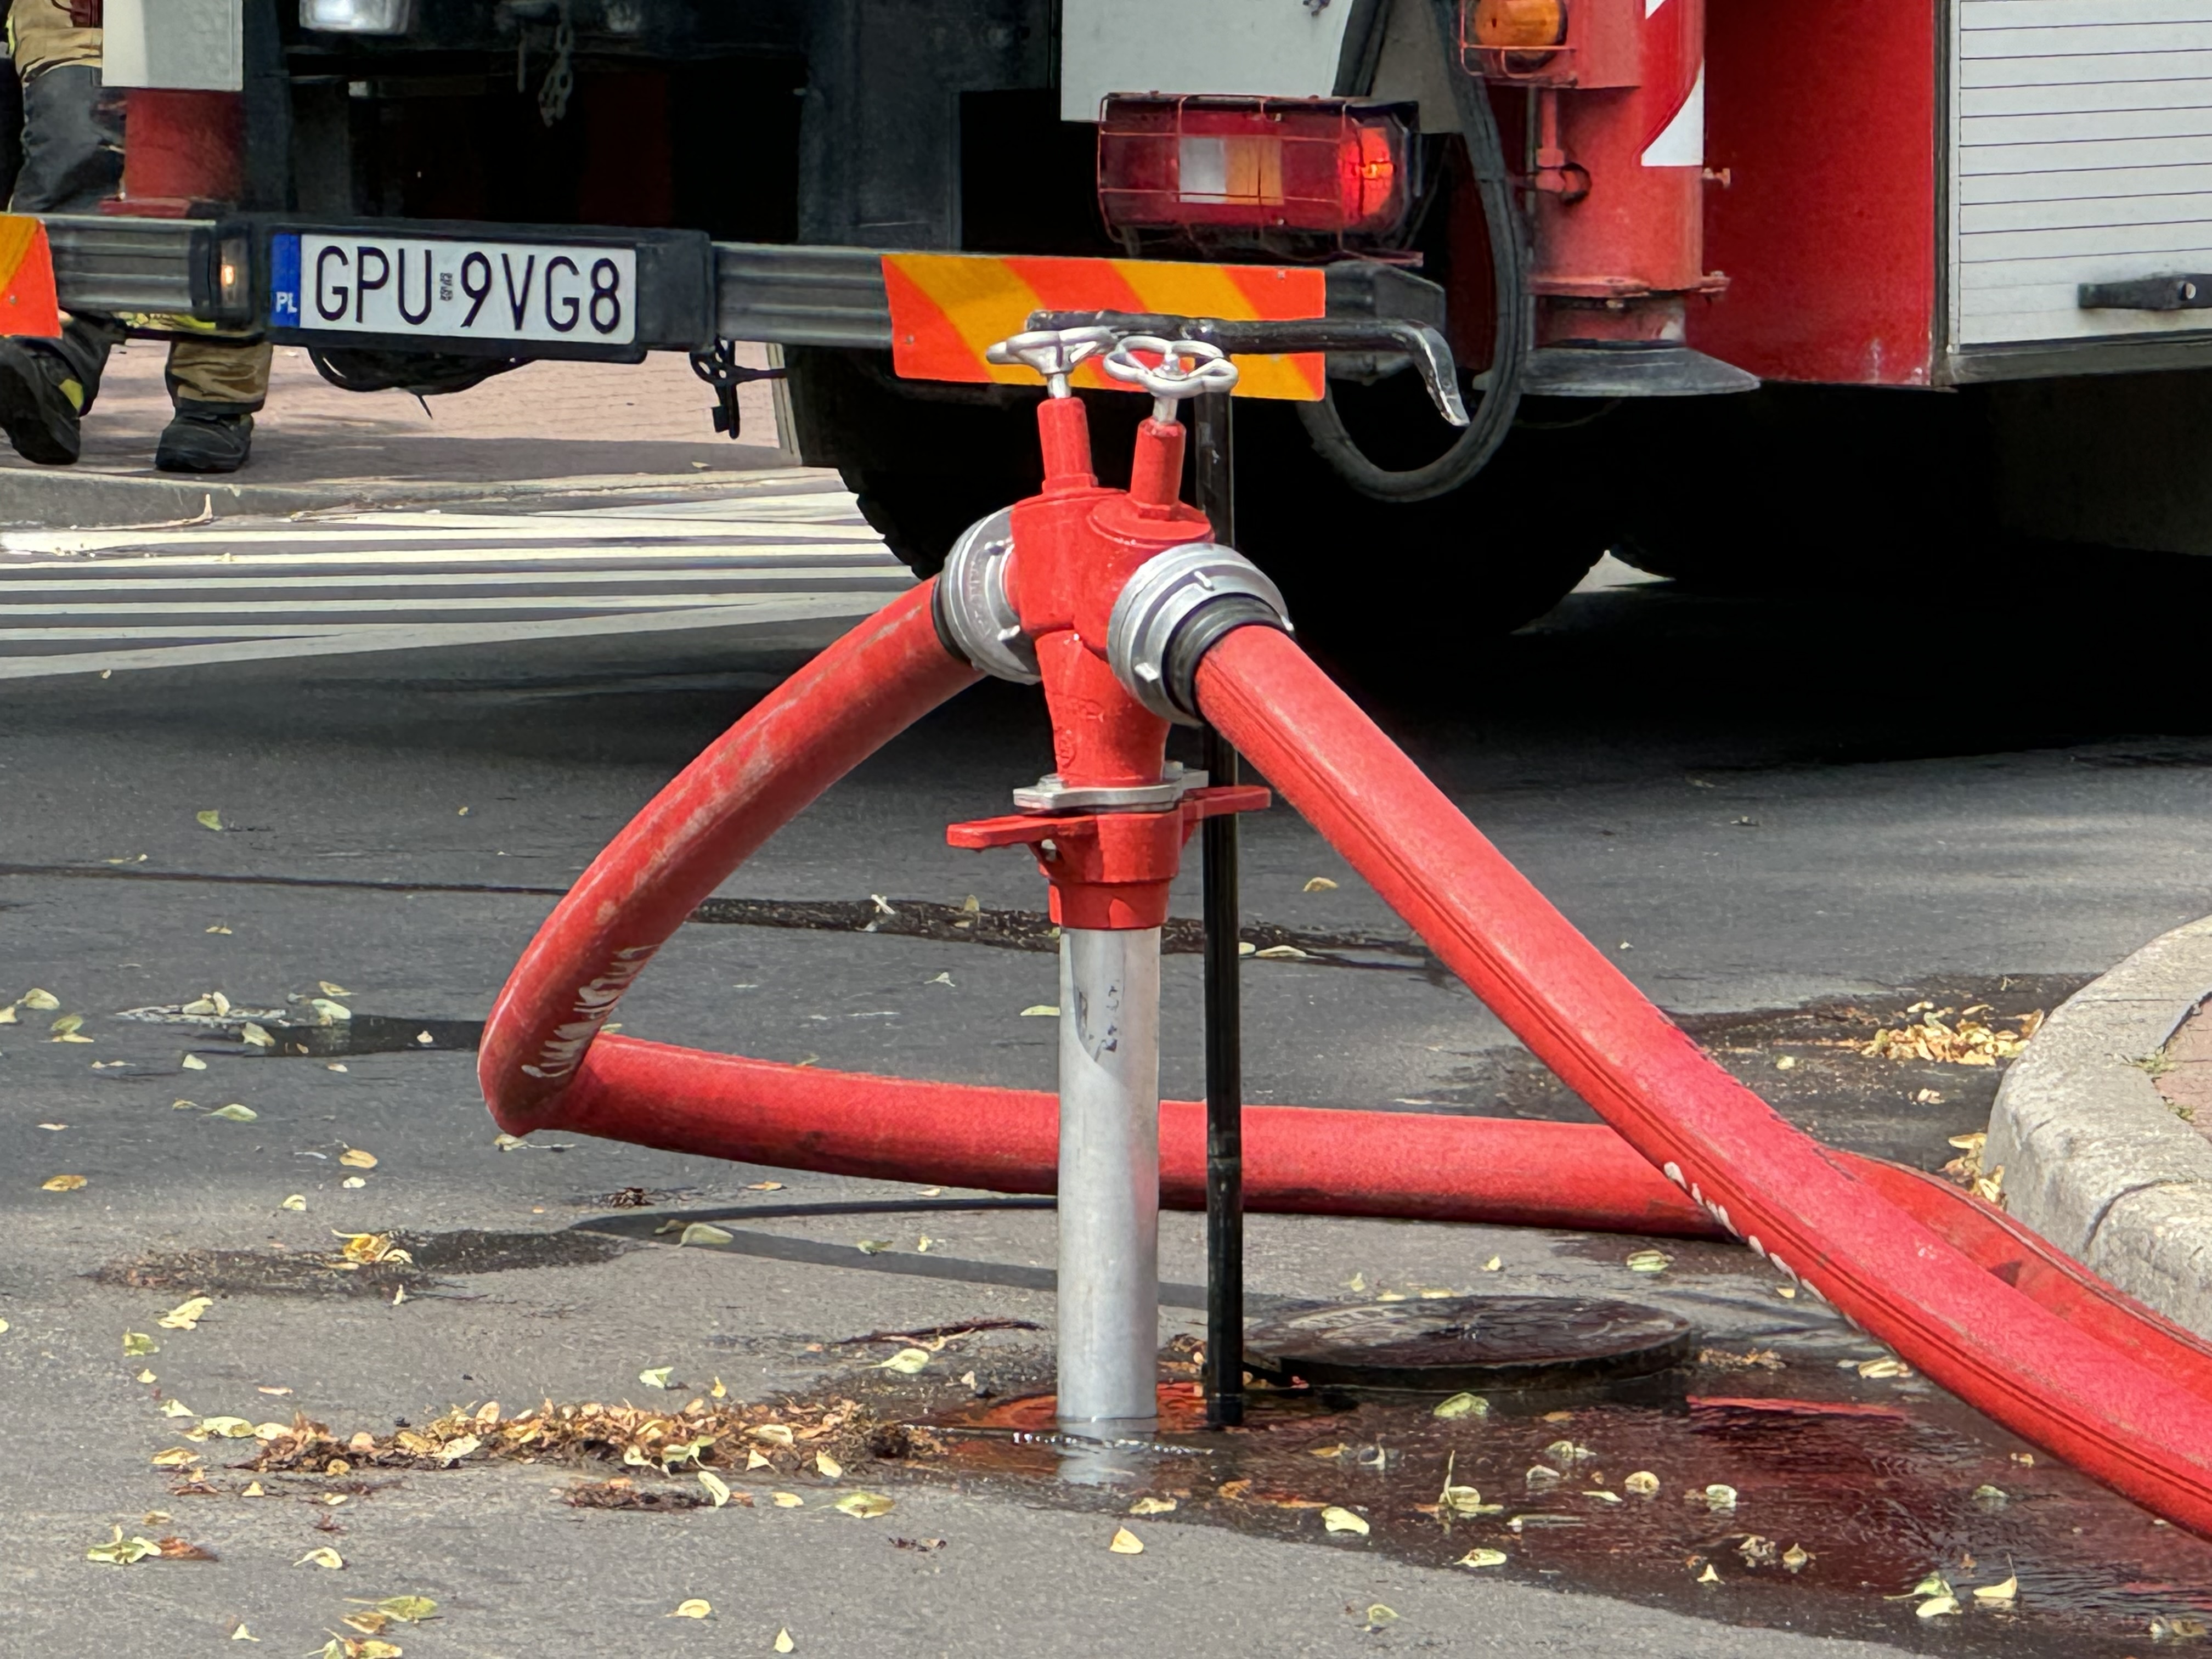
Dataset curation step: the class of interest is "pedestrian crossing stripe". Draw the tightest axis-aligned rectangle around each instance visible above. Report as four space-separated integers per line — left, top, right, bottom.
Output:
0 214 59 340
881 252 1325 400
0 472 913 680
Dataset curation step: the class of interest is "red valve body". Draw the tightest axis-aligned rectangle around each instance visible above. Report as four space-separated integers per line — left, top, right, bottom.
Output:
950 392 1252 929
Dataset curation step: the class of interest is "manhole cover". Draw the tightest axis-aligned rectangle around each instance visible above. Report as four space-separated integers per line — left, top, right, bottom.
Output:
1245 1295 1692 1392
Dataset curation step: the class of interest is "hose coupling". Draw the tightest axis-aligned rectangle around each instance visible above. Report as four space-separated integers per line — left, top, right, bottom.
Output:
1106 543 1290 725
934 506 1041 685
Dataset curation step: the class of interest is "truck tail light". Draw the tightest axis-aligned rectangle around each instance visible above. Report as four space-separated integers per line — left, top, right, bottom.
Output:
1097 97 1418 238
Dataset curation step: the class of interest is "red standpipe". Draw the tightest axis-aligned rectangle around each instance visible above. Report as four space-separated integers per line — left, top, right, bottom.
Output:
1193 622 2212 1536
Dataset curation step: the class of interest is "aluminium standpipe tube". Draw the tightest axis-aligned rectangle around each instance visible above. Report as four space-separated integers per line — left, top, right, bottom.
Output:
1055 926 1163 1436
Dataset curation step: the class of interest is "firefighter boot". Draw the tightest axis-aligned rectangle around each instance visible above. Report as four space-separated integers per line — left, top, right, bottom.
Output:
155 410 255 473
157 338 271 475
0 313 122 466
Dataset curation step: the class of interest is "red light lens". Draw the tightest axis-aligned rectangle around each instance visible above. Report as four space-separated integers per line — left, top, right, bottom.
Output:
1097 97 1417 237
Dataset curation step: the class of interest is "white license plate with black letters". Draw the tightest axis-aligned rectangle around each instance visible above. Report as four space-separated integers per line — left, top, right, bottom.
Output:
269 233 638 346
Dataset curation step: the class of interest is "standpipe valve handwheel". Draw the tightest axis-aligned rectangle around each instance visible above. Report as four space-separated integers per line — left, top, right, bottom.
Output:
1101 335 1240 424
983 325 1121 398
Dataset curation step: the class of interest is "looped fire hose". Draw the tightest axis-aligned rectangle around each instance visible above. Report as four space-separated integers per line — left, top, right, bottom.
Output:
1296 0 1529 503
483 583 2212 1538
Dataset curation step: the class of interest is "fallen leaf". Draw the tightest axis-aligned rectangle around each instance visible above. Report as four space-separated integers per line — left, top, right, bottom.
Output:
749 1424 796 1447
876 1347 930 1375
772 1492 804 1508
746 1451 771 1470
832 1491 894 1518
0 1005 12 1022
194 1417 255 1440
1432 1392 1488 1420
181 1054 207 1070
774 1630 795 1654
241 1481 264 1497
295 1547 345 1568
1457 1548 1508 1568
1254 945 1308 960
20 988 60 1010
150 1447 199 1467
1704 1484 1739 1510
746 1181 785 1191
1128 1496 1177 1515
311 998 353 1024
338 1148 377 1169
1857 1357 1909 1379
240 1023 274 1048
0 1318 9 1334
1108 1527 1145 1554
856 1239 893 1254
1481 1255 1503 1271
1782 1544 1811 1572
281 1195 307 1211
342 1612 389 1637
437 1434 481 1464
1972 1575 2018 1604
710 1377 727 1399
230 1623 257 1641
1972 1483 2008 1506
1440 1486 1499 1516
1321 1506 1369 1536
1624 1471 1660 1496
678 1223 733 1246
1698 1564 1721 1583
160 1398 194 1418
196 810 224 831
1917 1595 1961 1619
342 1177 366 1189
1525 1465 1562 1486
135 1368 156 1383
698 1471 731 1507
49 1012 85 1037
668 1600 712 1620
815 1452 844 1479
1626 1249 1672 1273
206 1104 258 1122
86 1528 161 1565
639 1367 675 1389
1302 876 1339 892
1019 1004 1059 1017
41 1174 86 1191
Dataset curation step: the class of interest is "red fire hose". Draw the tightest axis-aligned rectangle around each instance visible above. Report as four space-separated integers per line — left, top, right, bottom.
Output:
1193 622 2212 1533
483 586 2212 1534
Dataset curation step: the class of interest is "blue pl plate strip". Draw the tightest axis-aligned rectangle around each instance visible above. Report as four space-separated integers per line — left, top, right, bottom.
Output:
268 234 301 327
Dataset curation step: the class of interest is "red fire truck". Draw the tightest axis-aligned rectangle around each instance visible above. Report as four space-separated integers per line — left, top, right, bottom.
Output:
52 0 2212 637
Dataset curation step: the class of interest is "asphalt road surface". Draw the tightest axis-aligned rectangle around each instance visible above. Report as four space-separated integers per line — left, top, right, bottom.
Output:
8 546 2212 1657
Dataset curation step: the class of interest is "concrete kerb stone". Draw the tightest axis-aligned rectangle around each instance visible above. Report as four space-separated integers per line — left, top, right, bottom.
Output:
1989 913 2212 1339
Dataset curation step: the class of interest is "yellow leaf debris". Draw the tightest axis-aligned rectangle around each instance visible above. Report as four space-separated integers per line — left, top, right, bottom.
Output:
1108 1527 1145 1554
1303 876 1339 892
294 1546 345 1568
668 1600 712 1620
41 1174 87 1192
1128 1496 1176 1515
1321 1506 1369 1536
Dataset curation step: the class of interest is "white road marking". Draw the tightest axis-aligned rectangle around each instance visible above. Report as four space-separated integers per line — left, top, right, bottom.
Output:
0 470 915 680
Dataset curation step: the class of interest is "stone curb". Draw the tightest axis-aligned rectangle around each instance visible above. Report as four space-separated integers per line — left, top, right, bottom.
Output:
1988 914 2212 1339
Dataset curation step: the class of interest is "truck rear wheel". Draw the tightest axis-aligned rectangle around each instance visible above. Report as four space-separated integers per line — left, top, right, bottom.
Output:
787 347 1613 650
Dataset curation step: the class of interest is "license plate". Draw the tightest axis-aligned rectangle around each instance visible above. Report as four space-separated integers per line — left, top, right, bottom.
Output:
268 232 638 347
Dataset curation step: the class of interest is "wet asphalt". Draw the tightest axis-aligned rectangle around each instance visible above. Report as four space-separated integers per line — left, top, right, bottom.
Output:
8 552 2212 1655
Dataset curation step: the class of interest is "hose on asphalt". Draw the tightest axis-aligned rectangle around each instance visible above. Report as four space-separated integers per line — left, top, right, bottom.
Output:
1294 0 1529 503
479 586 2212 1538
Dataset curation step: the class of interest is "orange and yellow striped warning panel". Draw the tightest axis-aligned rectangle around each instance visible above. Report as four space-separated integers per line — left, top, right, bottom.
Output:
0 216 59 340
883 253 1325 400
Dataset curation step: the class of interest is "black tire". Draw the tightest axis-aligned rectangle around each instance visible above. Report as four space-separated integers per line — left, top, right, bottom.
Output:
786 346 1616 650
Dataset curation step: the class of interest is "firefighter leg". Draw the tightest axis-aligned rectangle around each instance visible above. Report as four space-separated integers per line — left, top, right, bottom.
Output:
0 59 123 463
156 337 272 473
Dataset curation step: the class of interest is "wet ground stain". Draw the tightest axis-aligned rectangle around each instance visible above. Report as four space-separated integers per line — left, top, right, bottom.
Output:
93 1229 630 1300
909 1363 2212 1657
1411 974 2089 1172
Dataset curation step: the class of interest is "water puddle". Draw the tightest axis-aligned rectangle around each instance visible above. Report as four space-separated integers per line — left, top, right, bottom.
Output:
915 1366 2212 1655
